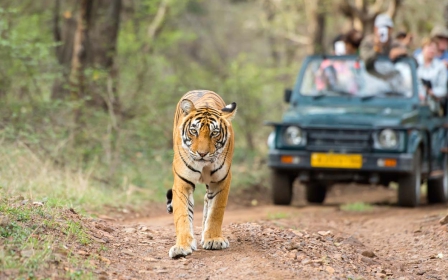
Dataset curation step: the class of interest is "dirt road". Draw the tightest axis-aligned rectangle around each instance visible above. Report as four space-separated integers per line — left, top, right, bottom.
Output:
84 185 448 280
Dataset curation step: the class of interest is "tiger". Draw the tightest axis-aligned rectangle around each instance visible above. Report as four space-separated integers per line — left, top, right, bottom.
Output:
166 90 237 258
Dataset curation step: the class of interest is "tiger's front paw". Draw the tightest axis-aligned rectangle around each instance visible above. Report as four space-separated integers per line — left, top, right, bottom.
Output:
168 239 197 258
201 237 229 250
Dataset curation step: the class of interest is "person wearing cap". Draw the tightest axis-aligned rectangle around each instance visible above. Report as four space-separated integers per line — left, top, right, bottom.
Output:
414 25 448 69
359 13 408 67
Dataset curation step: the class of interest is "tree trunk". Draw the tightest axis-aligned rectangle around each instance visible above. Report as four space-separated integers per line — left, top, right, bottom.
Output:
262 0 281 65
444 2 448 29
338 0 402 36
307 0 326 55
52 0 122 113
52 0 76 99
70 0 92 100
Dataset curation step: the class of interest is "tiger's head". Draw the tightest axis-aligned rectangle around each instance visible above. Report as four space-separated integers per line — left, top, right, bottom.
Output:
179 99 237 163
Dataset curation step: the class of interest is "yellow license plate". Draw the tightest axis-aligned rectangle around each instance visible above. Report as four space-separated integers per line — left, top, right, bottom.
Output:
311 153 362 169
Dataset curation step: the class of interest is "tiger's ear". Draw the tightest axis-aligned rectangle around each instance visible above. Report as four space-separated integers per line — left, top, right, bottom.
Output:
180 99 196 116
221 102 237 121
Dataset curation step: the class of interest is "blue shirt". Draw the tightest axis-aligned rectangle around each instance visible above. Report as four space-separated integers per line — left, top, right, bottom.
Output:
414 48 448 62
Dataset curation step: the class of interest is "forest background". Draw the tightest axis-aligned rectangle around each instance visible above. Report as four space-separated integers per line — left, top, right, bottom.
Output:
1 0 446 210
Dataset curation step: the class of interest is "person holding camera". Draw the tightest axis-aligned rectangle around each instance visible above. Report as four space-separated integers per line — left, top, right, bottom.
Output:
416 37 447 101
359 13 408 67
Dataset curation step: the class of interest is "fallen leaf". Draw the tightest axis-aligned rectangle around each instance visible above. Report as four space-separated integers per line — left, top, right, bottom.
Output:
123 228 136 234
100 231 114 240
21 249 34 258
0 215 10 227
122 249 135 256
139 226 149 232
440 215 448 225
77 250 90 256
318 231 332 236
291 230 303 237
98 215 116 221
99 256 111 264
325 266 335 274
92 237 107 244
362 250 376 258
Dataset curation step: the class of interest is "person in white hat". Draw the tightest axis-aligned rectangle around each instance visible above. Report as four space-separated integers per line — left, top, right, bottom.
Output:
359 13 408 67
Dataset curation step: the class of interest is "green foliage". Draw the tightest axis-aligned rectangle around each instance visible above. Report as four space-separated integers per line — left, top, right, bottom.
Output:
0 0 293 212
64 221 90 245
267 212 290 220
0 7 59 100
340 202 374 212
0 197 94 279
2 0 442 213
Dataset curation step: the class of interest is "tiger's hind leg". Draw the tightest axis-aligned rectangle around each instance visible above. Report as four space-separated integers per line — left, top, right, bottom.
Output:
201 173 231 250
169 175 197 258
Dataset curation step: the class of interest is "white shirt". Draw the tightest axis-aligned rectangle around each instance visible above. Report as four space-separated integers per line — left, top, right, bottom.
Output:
416 53 447 98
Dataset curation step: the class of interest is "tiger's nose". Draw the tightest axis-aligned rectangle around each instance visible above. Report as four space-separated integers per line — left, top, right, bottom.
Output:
198 152 208 158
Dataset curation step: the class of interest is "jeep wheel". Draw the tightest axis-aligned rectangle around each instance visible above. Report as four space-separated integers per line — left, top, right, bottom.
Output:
397 149 422 207
271 170 295 205
305 182 327 204
427 154 448 204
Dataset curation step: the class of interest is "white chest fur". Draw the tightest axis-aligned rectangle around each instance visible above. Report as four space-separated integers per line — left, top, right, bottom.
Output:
184 160 227 185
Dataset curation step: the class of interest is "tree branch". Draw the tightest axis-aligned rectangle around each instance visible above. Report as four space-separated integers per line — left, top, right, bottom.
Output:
53 0 61 43
278 31 310 45
338 0 364 19
368 0 385 15
147 0 169 41
387 0 402 19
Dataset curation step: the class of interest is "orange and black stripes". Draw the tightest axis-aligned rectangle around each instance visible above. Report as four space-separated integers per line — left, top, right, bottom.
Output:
169 89 236 258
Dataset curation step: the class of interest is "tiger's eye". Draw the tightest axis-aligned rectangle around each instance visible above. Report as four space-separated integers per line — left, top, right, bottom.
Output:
211 131 219 137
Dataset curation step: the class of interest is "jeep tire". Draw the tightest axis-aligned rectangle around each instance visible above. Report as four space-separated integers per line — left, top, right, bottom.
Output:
305 182 327 204
271 169 295 205
427 154 448 204
398 149 422 207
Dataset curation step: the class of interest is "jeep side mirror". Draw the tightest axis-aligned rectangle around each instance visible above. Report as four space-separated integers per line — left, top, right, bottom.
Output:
284 88 292 103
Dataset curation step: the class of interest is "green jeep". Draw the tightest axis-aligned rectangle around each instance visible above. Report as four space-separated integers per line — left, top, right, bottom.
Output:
266 55 448 207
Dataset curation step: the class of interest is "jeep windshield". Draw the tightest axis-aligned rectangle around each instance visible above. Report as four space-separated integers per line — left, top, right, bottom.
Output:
299 56 414 99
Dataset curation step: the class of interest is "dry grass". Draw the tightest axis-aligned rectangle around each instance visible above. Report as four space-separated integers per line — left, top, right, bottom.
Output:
0 141 154 212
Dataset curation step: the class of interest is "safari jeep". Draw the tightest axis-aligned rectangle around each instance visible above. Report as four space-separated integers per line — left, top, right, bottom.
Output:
266 55 448 207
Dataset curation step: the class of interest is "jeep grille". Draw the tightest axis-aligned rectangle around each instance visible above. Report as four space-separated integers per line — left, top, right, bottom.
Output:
306 129 372 152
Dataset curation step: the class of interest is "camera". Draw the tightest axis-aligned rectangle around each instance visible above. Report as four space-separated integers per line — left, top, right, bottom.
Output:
378 27 389 43
334 40 346 55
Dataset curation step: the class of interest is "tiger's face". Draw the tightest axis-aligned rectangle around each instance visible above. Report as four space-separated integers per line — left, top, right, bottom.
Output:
180 99 237 163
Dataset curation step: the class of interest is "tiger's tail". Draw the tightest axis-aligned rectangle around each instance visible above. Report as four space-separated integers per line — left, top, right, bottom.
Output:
166 189 173 214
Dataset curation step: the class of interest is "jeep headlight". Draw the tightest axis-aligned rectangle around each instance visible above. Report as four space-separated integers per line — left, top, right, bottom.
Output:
267 131 275 149
378 129 398 149
283 126 305 146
